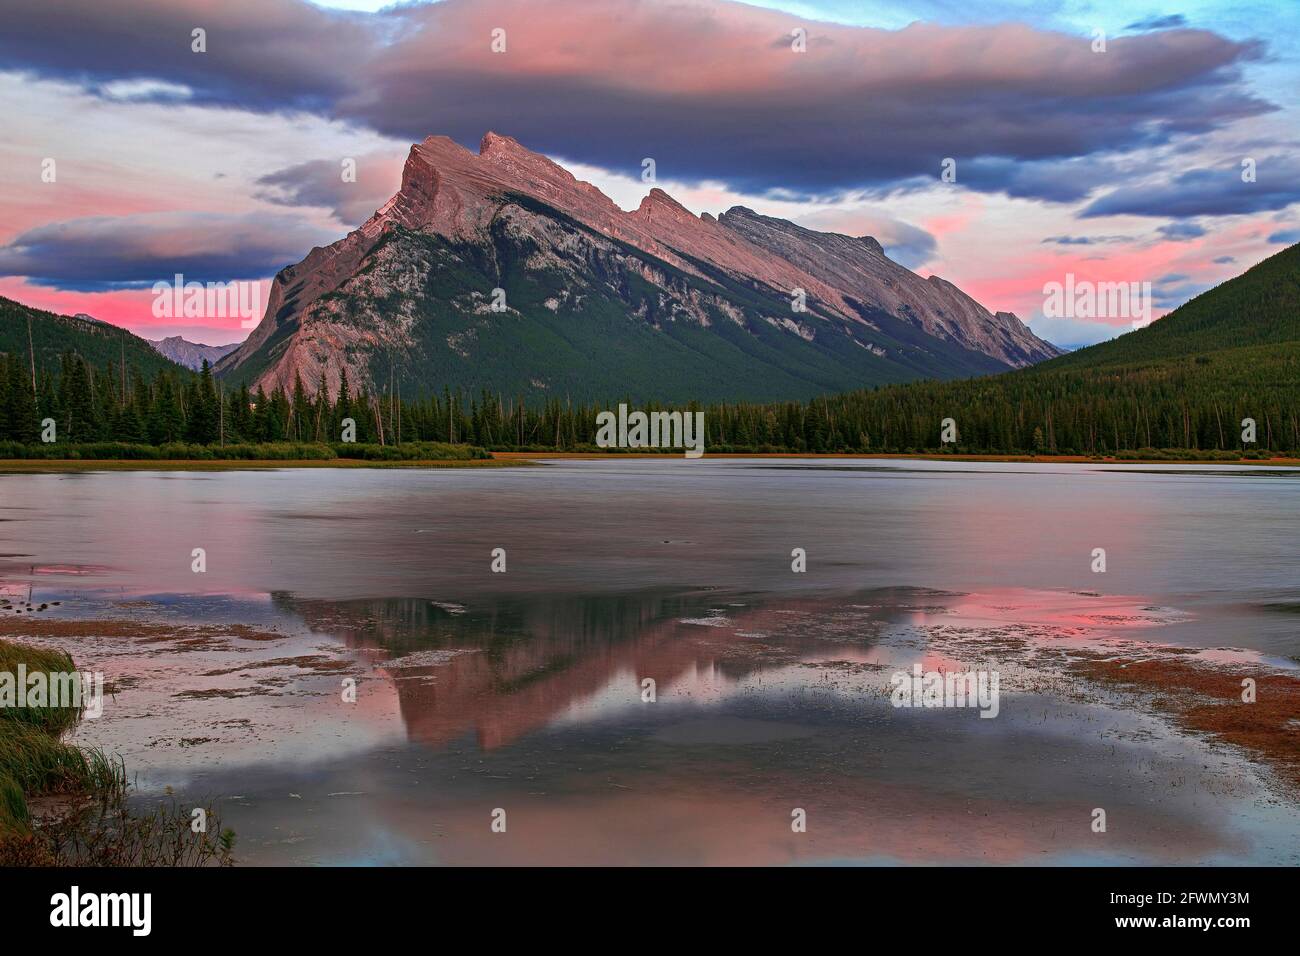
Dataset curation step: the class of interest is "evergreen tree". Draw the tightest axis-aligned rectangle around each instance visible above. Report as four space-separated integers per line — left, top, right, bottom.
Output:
333 368 353 440
251 386 270 442
148 373 184 444
290 373 310 443
186 360 219 443
312 373 330 442
62 354 98 442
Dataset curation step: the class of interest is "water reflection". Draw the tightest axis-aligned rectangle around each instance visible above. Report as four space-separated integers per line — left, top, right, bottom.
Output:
2 459 1297 865
174 584 1287 866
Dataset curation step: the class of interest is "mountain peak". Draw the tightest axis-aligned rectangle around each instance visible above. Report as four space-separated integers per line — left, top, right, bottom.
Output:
414 134 474 162
858 235 885 256
479 130 525 155
634 187 698 223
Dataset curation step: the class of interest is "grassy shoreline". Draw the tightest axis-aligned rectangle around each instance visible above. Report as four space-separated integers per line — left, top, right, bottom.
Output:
0 457 524 473
0 638 120 857
0 637 235 865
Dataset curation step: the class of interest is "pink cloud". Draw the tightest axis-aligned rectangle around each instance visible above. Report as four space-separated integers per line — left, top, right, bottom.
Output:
0 278 261 344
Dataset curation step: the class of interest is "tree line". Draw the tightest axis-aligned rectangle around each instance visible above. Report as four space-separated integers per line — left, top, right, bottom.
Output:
1 346 1296 455
0 352 397 447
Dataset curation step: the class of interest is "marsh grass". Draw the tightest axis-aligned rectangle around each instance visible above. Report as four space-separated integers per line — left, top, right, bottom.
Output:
0 638 232 865
0 640 82 734
30 796 236 867
0 638 105 835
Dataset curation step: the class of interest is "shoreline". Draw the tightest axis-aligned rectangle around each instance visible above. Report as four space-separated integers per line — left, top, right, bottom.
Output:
0 452 1294 472
0 457 523 473
497 451 1300 465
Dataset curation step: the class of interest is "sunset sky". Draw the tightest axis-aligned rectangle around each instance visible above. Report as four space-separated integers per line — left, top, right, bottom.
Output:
1 0 1296 346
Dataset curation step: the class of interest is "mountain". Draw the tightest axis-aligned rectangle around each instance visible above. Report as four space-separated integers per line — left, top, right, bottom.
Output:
147 335 240 371
217 132 1059 402
0 297 188 379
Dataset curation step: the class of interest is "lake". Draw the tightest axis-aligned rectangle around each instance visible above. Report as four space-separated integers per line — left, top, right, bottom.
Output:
2 458 1297 864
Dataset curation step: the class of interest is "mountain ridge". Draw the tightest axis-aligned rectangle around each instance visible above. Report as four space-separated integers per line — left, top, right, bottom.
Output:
147 335 239 371
217 132 1060 401
0 298 188 380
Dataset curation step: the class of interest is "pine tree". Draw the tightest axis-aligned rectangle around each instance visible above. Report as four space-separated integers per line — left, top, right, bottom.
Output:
186 360 219 443
333 368 353 440
312 373 330 442
251 386 270 442
63 354 98 442
291 373 310 443
112 401 145 443
8 358 39 444
149 373 184 444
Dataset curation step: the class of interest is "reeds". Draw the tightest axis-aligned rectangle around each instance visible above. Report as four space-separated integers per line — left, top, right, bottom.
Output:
0 638 233 865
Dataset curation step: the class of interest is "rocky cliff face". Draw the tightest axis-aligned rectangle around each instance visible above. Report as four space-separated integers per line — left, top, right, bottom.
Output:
715 207 1060 368
217 132 1059 401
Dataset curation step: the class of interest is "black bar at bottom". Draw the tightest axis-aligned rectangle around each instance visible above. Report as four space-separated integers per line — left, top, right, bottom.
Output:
2 865 1280 941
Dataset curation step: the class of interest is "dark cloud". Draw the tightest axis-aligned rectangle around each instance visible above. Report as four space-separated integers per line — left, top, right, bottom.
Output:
1156 221 1207 240
965 158 1122 203
1153 280 1210 309
256 151 407 226
878 156 1125 204
1081 155 1300 218
0 0 371 112
1212 255 1236 263
1267 229 1300 244
0 0 1275 199
879 229 937 270
0 212 337 291
1151 271 1208 309
1125 15 1188 31
1041 234 1132 245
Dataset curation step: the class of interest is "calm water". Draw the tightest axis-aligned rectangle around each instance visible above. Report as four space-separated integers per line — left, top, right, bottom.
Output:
2 459 1297 864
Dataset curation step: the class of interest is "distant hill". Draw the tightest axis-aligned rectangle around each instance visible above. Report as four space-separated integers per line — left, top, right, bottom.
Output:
1043 242 1300 371
147 335 240 371
0 297 188 379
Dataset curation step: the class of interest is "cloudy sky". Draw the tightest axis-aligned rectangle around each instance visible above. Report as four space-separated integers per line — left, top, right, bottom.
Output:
1 0 1296 345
